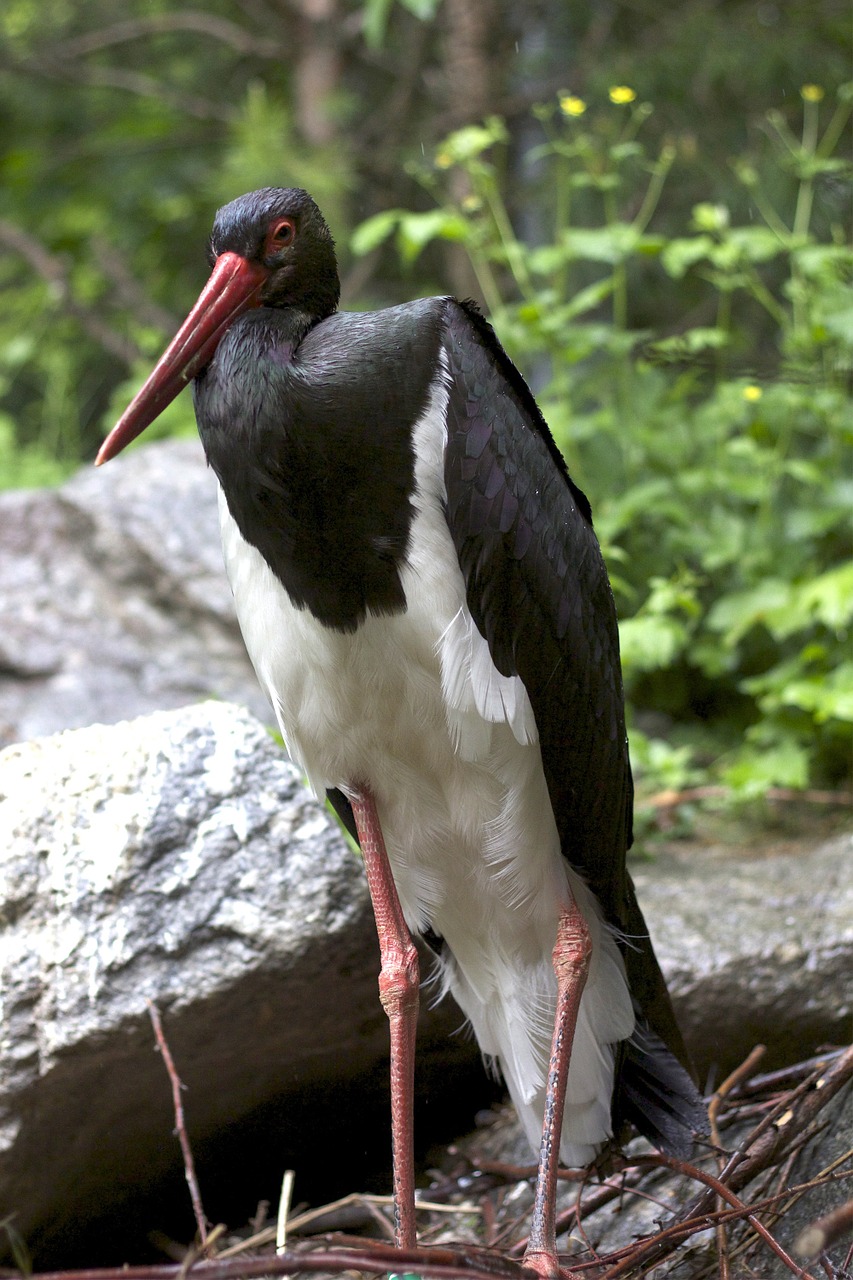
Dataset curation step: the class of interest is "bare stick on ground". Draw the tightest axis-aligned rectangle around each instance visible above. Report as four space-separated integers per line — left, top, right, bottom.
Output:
147 1000 209 1248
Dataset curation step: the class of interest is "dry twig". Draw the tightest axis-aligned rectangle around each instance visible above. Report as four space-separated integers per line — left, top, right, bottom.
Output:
708 1044 768 1279
642 784 852 810
146 1001 209 1249
795 1198 853 1260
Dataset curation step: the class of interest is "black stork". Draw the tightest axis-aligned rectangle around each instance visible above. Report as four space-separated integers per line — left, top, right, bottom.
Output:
97 187 705 1276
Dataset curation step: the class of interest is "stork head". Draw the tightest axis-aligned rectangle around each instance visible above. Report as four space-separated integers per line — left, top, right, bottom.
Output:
96 187 339 465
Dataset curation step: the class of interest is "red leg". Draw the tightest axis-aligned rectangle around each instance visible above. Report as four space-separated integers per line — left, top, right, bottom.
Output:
523 898 593 1280
349 787 420 1250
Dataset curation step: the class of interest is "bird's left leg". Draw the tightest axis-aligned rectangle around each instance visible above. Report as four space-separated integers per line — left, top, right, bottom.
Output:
350 787 420 1251
523 898 592 1280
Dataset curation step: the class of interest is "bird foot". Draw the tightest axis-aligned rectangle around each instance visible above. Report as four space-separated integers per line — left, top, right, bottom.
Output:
522 1248 566 1280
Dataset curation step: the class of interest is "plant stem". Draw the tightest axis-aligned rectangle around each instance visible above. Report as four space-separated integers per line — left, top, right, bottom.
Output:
787 101 821 340
481 174 534 302
817 97 853 158
603 189 628 329
554 145 571 307
466 241 505 319
715 286 732 381
748 186 791 241
631 146 675 235
746 271 789 329
792 101 818 241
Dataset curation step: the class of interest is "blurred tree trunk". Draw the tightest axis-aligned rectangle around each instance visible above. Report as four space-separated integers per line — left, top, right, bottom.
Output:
442 0 496 125
292 0 342 145
441 0 498 301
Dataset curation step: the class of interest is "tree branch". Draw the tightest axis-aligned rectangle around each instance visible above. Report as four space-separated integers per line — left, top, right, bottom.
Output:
92 235 178 335
0 219 141 366
46 12 284 61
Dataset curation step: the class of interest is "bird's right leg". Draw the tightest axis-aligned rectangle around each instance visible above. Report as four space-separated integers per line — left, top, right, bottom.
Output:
349 786 420 1251
523 898 593 1280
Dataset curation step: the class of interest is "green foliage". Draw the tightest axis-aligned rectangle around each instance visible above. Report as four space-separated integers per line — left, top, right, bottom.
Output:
361 0 440 50
0 0 354 482
211 84 352 238
0 412 72 489
353 84 853 805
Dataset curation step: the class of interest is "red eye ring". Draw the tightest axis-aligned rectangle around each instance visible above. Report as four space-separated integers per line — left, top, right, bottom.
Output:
269 218 295 247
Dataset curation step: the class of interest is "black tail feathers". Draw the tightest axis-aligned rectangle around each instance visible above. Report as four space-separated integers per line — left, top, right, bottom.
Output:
613 1019 708 1158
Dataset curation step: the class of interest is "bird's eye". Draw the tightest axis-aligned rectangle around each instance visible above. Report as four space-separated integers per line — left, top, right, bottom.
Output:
268 218 295 247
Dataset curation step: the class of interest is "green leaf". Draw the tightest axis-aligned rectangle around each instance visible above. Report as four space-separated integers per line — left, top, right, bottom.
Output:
726 226 787 262
691 203 729 232
786 563 853 634
629 731 699 790
435 119 509 165
361 0 393 49
707 580 791 645
661 236 714 277
792 243 853 278
619 613 690 675
395 209 468 261
561 278 614 320
527 244 572 274
746 661 853 724
561 225 642 263
351 209 403 256
649 327 730 356
719 564 853 643
722 737 810 795
821 285 853 346
359 0 443 46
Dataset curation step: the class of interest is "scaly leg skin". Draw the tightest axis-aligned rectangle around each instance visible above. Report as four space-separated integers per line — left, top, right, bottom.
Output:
523 900 593 1280
350 787 420 1251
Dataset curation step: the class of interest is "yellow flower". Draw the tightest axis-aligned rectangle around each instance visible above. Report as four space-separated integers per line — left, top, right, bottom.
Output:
800 84 825 102
743 385 763 402
559 94 587 117
435 150 453 169
609 85 637 104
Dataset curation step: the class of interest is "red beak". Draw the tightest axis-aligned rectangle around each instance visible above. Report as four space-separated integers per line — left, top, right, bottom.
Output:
96 251 268 466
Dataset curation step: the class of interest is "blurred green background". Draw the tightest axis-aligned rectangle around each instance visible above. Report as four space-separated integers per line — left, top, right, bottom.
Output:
1 0 850 815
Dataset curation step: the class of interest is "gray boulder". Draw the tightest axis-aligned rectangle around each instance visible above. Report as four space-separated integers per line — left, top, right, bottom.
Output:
637 834 852 1078
0 440 266 745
